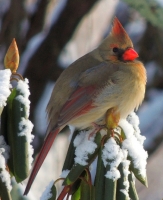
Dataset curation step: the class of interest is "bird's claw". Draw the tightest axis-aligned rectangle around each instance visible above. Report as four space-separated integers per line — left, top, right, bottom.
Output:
88 123 106 139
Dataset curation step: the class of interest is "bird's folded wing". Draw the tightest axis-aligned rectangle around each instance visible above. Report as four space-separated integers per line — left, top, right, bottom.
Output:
57 62 119 126
57 85 96 126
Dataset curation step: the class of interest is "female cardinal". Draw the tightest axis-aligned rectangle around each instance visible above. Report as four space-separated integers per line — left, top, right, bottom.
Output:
24 17 146 195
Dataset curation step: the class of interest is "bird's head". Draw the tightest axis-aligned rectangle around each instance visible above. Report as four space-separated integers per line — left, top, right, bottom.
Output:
99 17 138 62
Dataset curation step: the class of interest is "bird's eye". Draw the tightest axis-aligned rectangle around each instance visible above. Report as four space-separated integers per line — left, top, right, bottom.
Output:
113 47 119 53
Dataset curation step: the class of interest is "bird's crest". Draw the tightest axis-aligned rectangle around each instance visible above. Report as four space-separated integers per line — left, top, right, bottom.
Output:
110 17 133 48
111 17 127 36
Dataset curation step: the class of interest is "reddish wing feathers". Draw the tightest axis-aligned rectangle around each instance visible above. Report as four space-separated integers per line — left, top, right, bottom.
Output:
57 86 96 126
24 128 60 195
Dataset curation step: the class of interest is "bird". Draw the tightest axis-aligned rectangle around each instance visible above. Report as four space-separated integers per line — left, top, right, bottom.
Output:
24 17 146 195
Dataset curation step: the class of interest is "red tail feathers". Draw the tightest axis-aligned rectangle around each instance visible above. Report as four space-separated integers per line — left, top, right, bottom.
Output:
24 127 61 195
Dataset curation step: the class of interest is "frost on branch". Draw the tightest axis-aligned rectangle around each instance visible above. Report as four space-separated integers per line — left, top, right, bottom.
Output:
119 112 148 179
48 112 147 200
18 117 34 169
16 78 30 118
0 69 11 111
15 78 34 169
102 137 123 181
73 130 97 166
0 149 12 192
119 150 130 198
0 136 10 162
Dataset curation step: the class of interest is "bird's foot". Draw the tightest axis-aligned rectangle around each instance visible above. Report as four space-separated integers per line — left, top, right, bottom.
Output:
88 123 106 139
110 129 115 137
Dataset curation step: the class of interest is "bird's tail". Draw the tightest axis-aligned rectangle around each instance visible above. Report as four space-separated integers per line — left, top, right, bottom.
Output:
24 127 61 195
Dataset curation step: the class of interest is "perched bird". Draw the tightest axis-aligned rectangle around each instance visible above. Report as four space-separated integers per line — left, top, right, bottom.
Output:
24 17 146 195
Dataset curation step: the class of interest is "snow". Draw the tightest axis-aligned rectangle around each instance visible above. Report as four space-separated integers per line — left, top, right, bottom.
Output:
127 112 146 145
18 117 34 168
71 112 147 184
60 169 70 178
120 188 129 198
73 130 97 166
105 167 121 181
101 112 147 183
16 78 30 98
0 148 12 191
102 138 123 164
119 150 130 198
16 78 30 117
119 113 148 178
40 180 54 200
16 94 30 117
122 159 130 177
0 135 10 161
127 112 139 127
18 118 33 137
122 138 147 178
102 137 123 180
16 78 34 169
0 69 11 108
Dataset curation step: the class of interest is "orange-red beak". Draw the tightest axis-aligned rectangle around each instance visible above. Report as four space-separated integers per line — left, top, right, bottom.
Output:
122 48 138 61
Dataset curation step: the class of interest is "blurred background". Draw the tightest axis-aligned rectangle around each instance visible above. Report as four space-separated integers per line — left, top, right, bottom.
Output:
1 0 163 199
